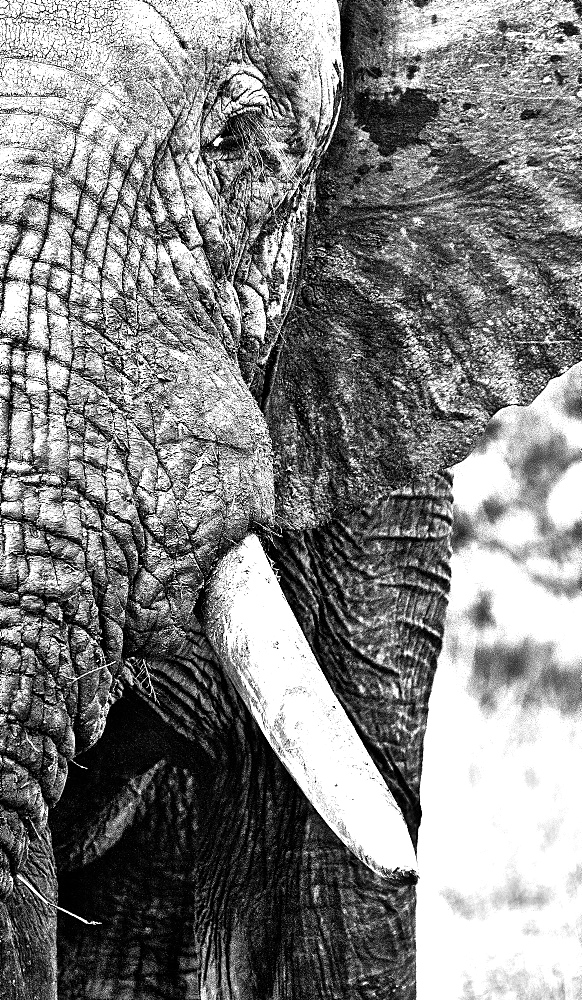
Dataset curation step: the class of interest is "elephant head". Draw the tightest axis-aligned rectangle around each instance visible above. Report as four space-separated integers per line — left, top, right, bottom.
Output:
0 0 579 998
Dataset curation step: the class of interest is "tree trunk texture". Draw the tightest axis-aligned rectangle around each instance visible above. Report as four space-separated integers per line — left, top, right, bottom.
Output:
54 473 453 1000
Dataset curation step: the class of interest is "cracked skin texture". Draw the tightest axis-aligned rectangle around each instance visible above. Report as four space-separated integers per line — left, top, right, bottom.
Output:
0 0 343 995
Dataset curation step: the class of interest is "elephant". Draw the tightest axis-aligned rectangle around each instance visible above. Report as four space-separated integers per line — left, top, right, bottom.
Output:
0 0 579 998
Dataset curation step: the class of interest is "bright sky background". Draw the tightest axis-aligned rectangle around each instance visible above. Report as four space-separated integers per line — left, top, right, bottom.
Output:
416 369 582 999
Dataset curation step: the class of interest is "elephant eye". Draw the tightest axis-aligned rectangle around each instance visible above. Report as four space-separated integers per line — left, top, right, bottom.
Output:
206 108 266 157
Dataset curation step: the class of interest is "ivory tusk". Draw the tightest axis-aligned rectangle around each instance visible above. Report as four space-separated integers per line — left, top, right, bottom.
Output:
202 534 417 882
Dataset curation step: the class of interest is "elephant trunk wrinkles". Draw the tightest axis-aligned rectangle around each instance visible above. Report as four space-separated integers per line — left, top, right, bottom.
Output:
0 584 109 898
0 342 115 897
0 133 131 896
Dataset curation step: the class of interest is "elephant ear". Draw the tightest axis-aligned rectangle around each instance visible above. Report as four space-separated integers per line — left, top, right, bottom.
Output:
264 0 582 529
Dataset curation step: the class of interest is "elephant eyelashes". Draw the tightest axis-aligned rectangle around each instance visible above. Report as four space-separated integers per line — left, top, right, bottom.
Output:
206 109 266 157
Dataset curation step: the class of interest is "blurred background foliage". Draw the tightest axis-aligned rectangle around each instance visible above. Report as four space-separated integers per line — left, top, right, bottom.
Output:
417 365 582 1000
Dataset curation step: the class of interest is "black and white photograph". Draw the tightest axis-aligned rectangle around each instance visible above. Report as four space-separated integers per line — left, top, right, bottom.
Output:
0 1 578 998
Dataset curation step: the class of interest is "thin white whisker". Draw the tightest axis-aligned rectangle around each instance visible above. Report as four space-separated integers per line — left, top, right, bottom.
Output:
17 874 102 926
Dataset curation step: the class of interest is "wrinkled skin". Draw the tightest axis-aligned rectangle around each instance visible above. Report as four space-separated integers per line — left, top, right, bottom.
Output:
0 0 344 995
51 481 452 999
0 0 580 998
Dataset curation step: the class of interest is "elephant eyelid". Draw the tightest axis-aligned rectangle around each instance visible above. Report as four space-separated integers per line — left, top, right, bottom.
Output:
205 108 268 155
202 104 301 185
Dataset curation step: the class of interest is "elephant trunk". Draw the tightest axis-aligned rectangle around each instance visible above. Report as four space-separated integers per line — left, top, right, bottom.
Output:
0 313 117 900
0 250 116 894
0 585 111 898
0 123 128 895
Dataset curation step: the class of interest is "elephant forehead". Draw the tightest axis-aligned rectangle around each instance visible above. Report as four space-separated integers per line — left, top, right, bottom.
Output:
0 1 341 141
249 0 342 132
131 0 342 118
147 0 340 58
